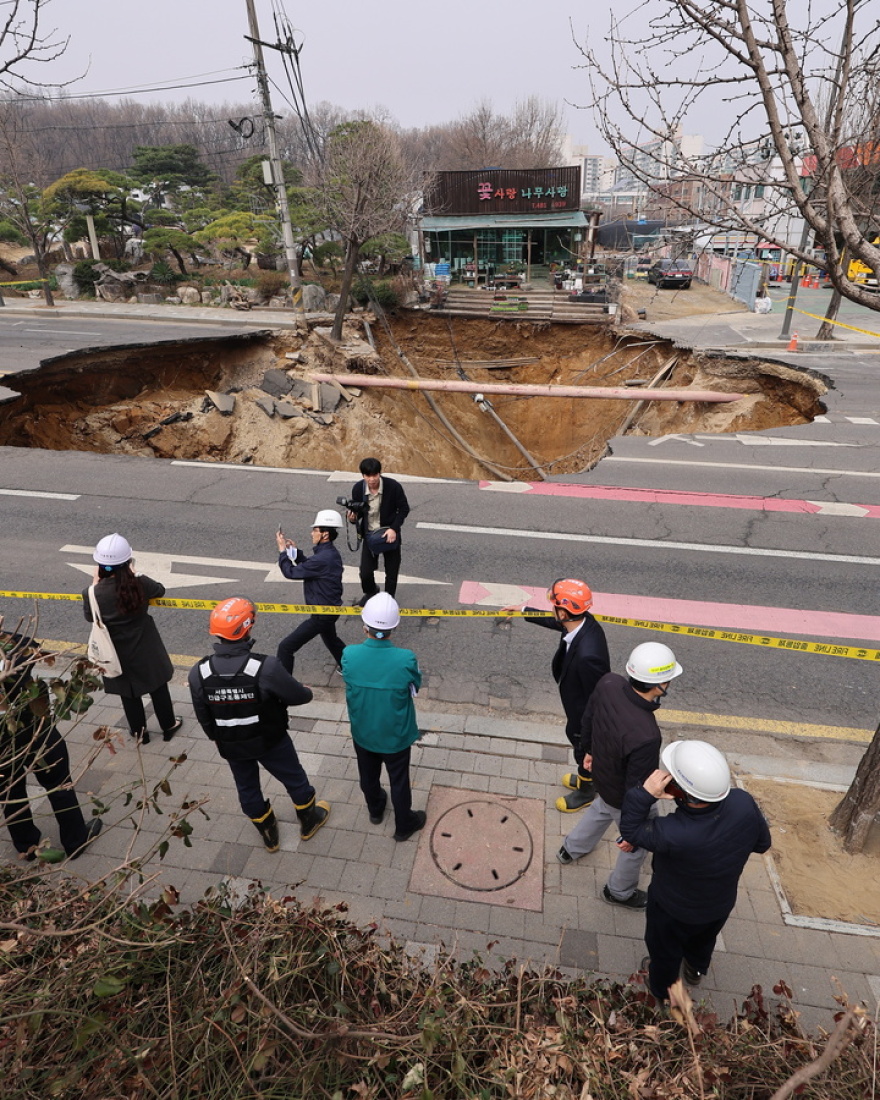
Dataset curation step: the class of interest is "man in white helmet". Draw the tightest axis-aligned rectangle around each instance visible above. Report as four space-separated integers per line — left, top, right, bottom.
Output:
340 593 426 842
556 641 683 910
620 740 770 1001
275 510 347 675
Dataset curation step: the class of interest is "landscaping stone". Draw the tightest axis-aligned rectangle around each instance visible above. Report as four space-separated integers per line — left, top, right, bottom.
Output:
302 283 327 312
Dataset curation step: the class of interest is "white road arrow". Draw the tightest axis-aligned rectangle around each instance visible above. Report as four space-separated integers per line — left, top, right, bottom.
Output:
694 434 859 448
62 546 449 590
648 435 705 447
806 501 872 517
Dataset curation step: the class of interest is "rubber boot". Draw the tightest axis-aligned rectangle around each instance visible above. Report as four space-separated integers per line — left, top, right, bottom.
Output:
561 771 592 791
555 786 595 812
295 796 330 840
250 802 280 852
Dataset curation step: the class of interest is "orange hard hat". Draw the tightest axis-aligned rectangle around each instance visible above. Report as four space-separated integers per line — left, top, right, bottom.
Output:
209 597 256 640
547 578 593 616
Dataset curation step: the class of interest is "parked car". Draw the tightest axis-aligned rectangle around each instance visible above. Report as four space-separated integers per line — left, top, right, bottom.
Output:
634 256 652 279
648 259 693 289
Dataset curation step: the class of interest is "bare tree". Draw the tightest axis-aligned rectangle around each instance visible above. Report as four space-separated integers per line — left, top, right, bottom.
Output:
0 0 68 91
311 118 414 341
576 0 880 313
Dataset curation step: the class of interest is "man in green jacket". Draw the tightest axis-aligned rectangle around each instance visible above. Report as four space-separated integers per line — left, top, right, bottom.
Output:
341 593 426 842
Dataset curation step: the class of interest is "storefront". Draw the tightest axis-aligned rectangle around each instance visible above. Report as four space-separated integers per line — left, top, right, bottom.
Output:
421 168 594 284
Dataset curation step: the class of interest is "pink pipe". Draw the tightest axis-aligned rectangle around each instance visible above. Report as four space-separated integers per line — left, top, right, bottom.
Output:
309 373 744 403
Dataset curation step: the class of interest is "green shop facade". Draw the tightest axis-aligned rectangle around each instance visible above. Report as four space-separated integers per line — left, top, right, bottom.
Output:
421 167 595 284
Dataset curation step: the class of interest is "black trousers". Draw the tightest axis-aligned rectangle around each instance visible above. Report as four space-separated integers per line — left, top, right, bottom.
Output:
644 890 728 999
353 741 418 835
120 682 176 736
277 613 345 674
225 735 315 819
359 542 401 598
2 723 90 856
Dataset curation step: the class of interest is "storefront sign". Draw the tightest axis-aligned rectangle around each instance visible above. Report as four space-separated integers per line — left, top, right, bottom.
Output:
427 167 581 215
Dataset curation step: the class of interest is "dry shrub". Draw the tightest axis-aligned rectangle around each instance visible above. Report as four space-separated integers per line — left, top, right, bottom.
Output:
0 870 873 1099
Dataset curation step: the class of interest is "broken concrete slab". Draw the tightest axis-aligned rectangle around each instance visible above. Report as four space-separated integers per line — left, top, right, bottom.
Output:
261 369 293 398
255 395 276 417
275 401 303 419
205 390 236 415
319 383 342 413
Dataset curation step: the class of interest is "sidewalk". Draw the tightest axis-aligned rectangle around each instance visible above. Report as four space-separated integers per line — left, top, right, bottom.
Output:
19 671 879 1037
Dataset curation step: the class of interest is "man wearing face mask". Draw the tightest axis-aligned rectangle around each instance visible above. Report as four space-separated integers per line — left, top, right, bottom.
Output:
556 642 682 910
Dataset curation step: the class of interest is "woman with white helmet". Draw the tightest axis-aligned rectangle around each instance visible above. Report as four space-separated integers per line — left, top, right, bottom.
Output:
275 510 347 674
82 533 180 745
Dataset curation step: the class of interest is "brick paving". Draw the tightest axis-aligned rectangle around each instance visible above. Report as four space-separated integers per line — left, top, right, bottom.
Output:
8 674 879 1036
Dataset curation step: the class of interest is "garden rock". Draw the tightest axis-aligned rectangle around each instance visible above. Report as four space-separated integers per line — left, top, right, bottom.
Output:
54 264 80 300
302 284 327 312
179 287 201 305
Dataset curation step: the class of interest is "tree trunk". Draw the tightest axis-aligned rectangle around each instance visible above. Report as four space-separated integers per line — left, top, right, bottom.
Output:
815 287 842 340
170 247 188 276
828 720 880 853
331 237 360 343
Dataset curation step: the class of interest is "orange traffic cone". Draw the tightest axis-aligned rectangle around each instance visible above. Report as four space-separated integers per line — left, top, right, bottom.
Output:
787 332 799 352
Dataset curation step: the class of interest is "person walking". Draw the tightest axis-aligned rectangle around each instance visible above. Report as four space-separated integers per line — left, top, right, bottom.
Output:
556 642 683 910
347 457 410 605
503 579 609 811
620 740 771 1001
340 593 426 842
1 631 103 860
188 597 330 851
82 533 181 745
275 509 346 674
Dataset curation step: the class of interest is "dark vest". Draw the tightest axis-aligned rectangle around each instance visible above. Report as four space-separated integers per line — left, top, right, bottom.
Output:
197 654 288 760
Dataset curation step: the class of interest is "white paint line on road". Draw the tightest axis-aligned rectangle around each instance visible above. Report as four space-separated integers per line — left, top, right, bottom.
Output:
23 328 103 337
171 460 329 475
418 522 880 567
1 488 79 501
604 456 880 479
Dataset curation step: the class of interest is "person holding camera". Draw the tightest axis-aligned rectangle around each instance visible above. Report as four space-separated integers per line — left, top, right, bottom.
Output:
344 457 410 606
620 741 771 1001
275 510 347 675
556 641 683 911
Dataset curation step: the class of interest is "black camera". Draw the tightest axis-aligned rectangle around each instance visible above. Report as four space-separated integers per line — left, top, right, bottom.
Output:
336 495 366 515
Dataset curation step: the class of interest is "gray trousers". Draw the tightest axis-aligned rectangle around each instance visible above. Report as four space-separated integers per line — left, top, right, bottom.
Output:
562 793 651 900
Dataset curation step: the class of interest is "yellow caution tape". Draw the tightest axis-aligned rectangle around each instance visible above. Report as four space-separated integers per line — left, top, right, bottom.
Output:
0 279 48 287
2 590 880 662
793 308 880 340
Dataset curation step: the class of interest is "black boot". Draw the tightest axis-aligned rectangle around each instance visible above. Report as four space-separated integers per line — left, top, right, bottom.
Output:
250 802 280 852
295 796 330 840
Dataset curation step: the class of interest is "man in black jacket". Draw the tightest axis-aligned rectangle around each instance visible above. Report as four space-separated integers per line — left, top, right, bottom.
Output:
347 457 410 604
275 509 346 674
620 740 771 1000
556 641 683 909
504 579 609 811
188 598 330 850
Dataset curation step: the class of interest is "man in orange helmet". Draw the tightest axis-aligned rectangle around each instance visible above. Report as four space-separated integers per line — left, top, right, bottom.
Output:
188 597 330 851
503 578 610 812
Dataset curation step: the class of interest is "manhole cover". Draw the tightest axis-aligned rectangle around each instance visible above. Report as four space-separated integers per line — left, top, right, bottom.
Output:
430 800 533 891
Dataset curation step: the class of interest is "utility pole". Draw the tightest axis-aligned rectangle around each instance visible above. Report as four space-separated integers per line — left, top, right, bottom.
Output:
244 0 303 312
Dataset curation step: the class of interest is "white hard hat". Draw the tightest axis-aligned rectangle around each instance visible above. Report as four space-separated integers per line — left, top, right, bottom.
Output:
93 533 132 566
662 740 731 802
313 509 345 528
626 641 682 684
362 592 400 632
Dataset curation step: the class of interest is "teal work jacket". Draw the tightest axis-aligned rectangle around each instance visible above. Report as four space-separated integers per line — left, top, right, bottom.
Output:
341 636 421 753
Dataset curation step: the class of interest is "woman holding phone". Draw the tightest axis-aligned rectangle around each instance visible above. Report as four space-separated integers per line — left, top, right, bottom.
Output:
82 533 181 745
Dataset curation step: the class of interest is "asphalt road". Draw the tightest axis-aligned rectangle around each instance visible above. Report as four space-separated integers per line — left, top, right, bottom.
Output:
1 443 879 735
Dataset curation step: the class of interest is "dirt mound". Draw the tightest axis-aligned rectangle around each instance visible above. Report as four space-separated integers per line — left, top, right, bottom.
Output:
0 313 826 480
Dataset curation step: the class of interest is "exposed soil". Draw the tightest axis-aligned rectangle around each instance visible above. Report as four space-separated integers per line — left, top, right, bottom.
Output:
0 305 827 480
748 778 880 927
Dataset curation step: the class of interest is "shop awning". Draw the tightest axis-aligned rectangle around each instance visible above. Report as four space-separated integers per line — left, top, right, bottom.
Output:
421 212 590 230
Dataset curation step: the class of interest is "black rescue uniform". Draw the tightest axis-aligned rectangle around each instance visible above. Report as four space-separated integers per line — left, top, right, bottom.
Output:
188 636 315 819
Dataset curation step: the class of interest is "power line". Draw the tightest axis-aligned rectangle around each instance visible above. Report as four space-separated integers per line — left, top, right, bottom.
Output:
13 73 253 104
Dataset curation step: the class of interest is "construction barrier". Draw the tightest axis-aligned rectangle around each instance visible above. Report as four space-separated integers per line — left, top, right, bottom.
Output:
793 308 880 340
2 590 880 664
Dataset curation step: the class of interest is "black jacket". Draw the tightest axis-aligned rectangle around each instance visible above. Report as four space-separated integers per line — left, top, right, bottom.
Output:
82 575 173 697
524 612 610 744
188 637 313 760
580 672 661 809
277 540 343 607
620 784 771 923
350 476 410 542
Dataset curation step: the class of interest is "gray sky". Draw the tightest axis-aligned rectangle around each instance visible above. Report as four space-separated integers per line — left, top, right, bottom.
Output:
32 0 604 149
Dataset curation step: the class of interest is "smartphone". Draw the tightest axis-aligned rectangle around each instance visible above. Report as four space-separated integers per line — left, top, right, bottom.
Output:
277 524 284 537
